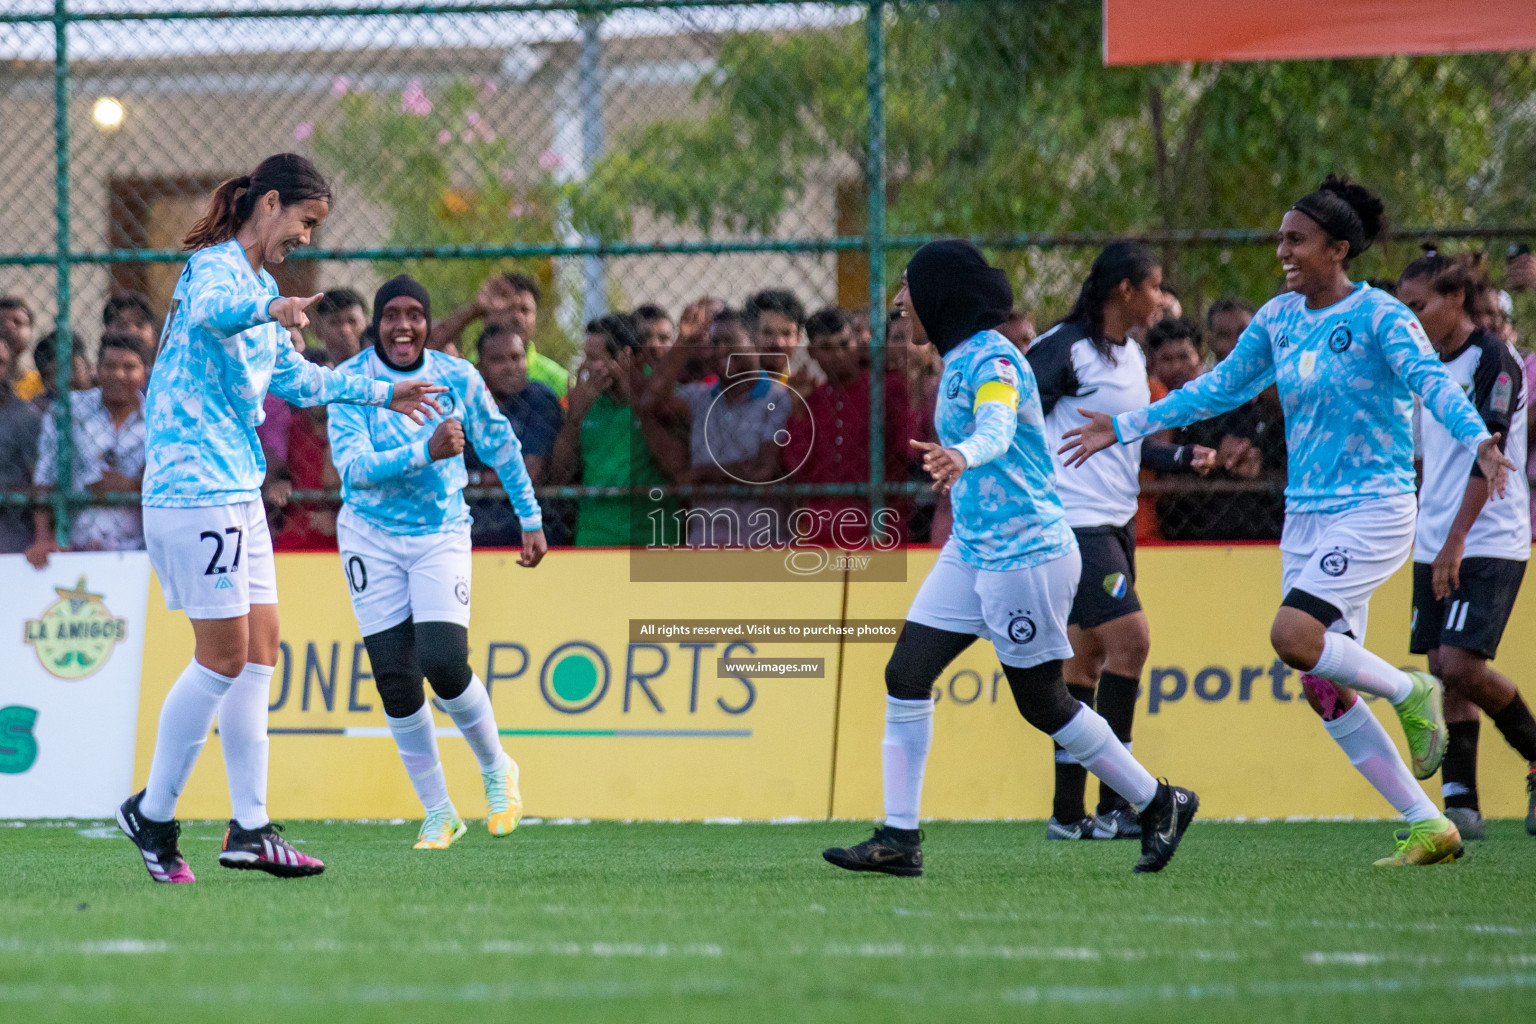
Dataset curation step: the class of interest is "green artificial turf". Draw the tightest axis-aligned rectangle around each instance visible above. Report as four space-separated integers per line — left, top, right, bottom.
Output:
2 819 1534 1023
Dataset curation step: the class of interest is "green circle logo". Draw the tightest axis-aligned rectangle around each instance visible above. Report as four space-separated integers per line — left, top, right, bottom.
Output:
539 642 610 714
552 655 598 702
24 577 127 680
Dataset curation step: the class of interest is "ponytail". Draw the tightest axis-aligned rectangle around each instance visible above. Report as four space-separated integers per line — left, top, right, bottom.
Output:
181 153 331 251
182 175 253 250
1400 246 1492 319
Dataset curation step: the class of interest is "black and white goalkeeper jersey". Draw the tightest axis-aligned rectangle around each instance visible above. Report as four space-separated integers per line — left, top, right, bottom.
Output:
1414 328 1529 563
1028 322 1150 529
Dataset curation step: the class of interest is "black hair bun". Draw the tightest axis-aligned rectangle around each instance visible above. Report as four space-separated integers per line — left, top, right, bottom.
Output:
1318 173 1385 245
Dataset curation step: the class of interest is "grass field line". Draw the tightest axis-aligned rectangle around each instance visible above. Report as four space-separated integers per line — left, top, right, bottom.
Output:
512 899 1536 940
5 934 1534 970
2 973 1535 1007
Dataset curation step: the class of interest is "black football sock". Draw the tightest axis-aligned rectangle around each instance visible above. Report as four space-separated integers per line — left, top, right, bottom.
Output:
1491 692 1536 764
1441 719 1480 811
1095 672 1139 814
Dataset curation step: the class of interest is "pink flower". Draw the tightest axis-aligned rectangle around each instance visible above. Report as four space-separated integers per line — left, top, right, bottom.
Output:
539 149 563 171
508 202 527 218
401 80 432 116
293 121 313 142
331 76 351 96
498 167 516 184
474 122 496 143
436 129 452 145
473 76 498 99
466 111 480 125
461 128 475 145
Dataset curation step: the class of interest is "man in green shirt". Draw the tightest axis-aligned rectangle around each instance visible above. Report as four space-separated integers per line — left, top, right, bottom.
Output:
549 313 680 546
430 272 569 397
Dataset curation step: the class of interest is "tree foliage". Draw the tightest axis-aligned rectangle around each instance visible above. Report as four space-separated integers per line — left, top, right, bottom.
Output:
586 1 1536 314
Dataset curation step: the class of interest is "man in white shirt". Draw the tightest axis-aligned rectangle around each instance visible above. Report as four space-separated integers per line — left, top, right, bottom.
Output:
27 332 149 565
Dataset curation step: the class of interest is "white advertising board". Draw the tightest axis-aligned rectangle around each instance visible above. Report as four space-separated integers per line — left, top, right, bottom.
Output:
0 551 149 818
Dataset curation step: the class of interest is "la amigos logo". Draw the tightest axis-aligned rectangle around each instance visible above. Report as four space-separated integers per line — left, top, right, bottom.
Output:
23 576 128 680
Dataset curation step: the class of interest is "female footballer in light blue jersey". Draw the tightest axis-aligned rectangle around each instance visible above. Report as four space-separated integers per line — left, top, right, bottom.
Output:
330 275 546 850
117 155 445 884
823 240 1198 879
1065 176 1518 866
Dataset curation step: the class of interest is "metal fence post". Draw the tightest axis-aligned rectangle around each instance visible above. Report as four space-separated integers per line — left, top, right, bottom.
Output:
51 0 73 547
865 0 887 533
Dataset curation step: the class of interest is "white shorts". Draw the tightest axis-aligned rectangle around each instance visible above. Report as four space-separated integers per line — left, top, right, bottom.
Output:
1280 492 1416 641
144 499 277 619
337 508 473 637
906 540 1079 668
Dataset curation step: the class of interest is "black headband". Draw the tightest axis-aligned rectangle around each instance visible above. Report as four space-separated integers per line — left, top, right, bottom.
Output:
1291 193 1368 259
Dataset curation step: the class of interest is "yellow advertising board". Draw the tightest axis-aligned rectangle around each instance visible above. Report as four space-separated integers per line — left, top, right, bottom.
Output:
136 549 844 820
833 545 1536 821
137 545 1535 821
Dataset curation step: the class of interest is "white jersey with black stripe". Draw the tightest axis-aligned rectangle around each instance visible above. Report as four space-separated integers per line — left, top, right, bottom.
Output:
1414 329 1529 563
1027 322 1149 528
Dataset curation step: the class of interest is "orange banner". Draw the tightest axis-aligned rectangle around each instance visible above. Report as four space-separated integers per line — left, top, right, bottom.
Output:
1104 0 1536 66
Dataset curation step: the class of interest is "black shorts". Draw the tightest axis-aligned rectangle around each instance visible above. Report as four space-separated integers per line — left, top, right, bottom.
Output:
1068 522 1142 630
1410 557 1526 659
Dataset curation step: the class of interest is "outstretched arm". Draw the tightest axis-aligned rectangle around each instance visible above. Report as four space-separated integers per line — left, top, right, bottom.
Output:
1063 321 1275 466
270 343 446 423
1381 309 1511 495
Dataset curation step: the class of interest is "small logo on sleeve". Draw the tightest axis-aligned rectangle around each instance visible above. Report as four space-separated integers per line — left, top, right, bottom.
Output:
1328 324 1353 353
1406 319 1433 355
1319 550 1350 577
993 357 1019 388
945 371 963 400
1492 372 1513 415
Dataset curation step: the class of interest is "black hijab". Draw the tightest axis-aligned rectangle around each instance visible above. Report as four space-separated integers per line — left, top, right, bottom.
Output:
905 240 1013 355
372 274 432 371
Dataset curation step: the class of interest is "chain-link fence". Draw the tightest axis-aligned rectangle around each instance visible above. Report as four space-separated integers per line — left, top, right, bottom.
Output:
2 0 1535 554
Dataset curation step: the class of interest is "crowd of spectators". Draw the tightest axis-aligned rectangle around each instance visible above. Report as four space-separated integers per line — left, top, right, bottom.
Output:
5 253 1536 561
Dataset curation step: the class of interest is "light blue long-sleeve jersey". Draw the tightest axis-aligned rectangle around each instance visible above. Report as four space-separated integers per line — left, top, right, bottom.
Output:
937 329 1076 570
329 347 543 536
143 239 391 508
1115 283 1492 514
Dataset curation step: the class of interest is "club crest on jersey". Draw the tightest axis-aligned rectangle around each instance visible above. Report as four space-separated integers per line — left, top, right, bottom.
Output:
1276 332 1290 350
1328 324 1352 354
993 357 1019 388
1006 611 1037 645
945 371 963 400
436 390 457 415
454 578 470 605
1103 573 1128 600
1319 549 1349 577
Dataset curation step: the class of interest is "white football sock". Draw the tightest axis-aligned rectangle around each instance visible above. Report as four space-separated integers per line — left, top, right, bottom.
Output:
386 703 451 813
437 676 510 773
1312 633 1414 705
882 696 934 830
1323 698 1440 823
1051 704 1159 812
141 660 236 822
219 663 273 830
